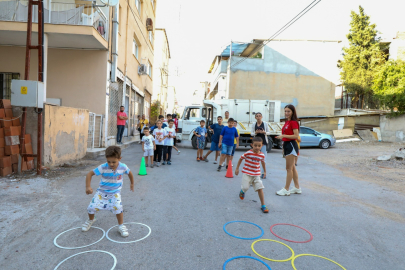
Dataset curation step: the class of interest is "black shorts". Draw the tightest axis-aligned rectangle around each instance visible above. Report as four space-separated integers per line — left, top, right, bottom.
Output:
173 138 177 146
283 140 299 157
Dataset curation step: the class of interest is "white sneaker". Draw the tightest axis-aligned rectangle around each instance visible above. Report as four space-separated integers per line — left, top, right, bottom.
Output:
222 162 226 166
177 150 181 155
213 161 218 164
289 186 302 194
82 219 96 232
118 224 129 237
276 188 290 196
232 164 233 167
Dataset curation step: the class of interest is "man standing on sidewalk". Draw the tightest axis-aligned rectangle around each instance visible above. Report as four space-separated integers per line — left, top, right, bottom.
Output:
117 106 128 145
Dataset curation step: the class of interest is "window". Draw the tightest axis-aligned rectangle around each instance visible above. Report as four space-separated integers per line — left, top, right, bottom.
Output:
133 39 139 59
300 127 315 135
149 31 153 45
135 0 141 14
151 0 154 10
0 73 20 99
148 61 152 77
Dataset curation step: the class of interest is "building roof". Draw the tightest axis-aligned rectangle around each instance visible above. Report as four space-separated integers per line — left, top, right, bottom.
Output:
155 28 171 59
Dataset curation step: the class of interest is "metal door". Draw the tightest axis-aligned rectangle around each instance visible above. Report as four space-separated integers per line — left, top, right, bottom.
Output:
234 100 250 122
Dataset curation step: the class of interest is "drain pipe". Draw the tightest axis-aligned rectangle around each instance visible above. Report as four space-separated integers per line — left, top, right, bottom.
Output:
111 5 119 82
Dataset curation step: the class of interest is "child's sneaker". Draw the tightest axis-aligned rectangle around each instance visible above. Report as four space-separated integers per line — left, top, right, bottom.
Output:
213 161 218 164
162 161 166 165
177 150 181 155
150 163 154 168
276 188 290 196
118 224 129 237
156 162 160 167
217 165 221 172
145 164 149 167
82 219 96 232
167 161 171 165
289 186 302 194
261 206 269 213
203 157 209 162
239 190 245 200
197 157 200 162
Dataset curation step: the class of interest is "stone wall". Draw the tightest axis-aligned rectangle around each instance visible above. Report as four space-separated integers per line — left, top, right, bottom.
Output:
380 114 405 142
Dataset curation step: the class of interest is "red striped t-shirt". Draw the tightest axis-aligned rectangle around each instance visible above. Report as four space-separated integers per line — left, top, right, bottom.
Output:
240 150 265 176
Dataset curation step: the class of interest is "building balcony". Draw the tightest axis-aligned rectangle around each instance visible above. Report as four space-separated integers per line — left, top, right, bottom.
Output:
0 0 108 50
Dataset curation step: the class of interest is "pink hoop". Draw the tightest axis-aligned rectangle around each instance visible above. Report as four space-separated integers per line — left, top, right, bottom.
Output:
270 223 313 243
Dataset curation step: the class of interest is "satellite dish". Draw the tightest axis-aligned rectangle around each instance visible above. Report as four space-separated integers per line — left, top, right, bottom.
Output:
99 0 119 6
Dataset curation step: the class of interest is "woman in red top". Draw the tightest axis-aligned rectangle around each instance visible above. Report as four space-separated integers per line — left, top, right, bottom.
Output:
275 104 301 196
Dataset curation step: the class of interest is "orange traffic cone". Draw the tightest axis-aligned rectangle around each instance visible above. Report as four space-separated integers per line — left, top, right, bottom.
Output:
225 160 233 178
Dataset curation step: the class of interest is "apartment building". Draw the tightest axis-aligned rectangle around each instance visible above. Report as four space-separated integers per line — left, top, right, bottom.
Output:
0 0 157 147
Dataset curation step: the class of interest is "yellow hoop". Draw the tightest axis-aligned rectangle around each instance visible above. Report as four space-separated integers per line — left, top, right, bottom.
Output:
292 254 346 270
251 239 295 262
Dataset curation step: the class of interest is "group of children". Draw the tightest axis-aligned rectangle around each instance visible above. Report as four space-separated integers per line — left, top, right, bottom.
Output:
141 114 181 167
82 115 271 238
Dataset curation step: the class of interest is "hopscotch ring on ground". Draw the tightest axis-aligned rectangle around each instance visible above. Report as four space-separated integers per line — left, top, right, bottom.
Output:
54 250 117 270
223 221 264 240
106 222 151 244
291 254 346 270
53 227 105 249
223 256 272 270
270 223 313 243
251 239 295 262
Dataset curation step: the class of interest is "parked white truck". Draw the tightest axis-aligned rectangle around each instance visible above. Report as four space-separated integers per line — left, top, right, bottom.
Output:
177 99 284 152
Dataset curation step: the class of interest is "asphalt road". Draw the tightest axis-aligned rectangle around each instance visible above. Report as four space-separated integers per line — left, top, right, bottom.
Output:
1 143 404 270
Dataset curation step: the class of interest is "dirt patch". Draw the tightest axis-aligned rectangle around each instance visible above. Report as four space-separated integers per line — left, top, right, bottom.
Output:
302 141 405 193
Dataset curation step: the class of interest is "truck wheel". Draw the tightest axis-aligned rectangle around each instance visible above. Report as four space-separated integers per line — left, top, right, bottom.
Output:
266 137 273 153
191 136 198 149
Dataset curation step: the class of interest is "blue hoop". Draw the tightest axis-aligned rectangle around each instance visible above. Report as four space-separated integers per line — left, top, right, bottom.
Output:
223 256 272 270
223 221 264 240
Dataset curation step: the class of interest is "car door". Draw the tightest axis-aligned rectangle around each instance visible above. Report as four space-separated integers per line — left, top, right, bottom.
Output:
300 127 320 147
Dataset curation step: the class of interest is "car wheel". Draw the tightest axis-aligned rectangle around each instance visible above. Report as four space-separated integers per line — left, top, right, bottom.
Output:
191 136 198 149
266 137 273 153
319 139 331 149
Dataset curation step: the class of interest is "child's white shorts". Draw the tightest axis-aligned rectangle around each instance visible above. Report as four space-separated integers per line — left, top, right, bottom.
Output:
144 149 154 156
241 174 264 193
87 191 123 215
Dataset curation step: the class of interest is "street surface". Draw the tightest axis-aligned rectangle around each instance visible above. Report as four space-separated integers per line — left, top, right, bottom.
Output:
1 143 404 269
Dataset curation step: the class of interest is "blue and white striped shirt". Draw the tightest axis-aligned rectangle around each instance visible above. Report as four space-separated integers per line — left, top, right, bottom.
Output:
93 162 130 194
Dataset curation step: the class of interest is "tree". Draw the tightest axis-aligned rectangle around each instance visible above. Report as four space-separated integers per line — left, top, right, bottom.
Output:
338 6 386 108
373 60 405 115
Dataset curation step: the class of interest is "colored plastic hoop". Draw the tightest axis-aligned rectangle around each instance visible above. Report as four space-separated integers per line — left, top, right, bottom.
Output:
53 227 105 250
270 223 313 243
106 222 151 244
291 254 346 270
223 256 272 270
223 221 264 240
54 250 117 270
251 239 295 262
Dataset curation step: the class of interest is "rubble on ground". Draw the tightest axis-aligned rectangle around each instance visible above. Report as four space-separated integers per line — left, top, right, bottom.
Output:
377 148 405 161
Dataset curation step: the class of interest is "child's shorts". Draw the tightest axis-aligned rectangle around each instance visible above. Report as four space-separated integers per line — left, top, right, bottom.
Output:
197 139 205 149
221 144 233 155
144 148 154 156
231 144 237 156
241 174 264 193
87 191 123 215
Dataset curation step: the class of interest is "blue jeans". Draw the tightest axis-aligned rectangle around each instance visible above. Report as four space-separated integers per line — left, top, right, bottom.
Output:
260 145 267 174
117 125 125 143
231 144 237 156
210 141 220 151
221 144 233 155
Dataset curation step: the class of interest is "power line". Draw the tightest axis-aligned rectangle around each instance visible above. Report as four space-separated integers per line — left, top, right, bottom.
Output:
231 0 322 69
125 0 154 55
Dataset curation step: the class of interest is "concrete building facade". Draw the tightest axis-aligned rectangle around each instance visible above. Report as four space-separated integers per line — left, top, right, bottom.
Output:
0 0 157 149
208 41 337 117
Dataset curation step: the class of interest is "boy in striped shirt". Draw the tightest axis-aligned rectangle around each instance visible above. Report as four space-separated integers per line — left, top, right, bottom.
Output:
235 137 269 213
82 146 135 237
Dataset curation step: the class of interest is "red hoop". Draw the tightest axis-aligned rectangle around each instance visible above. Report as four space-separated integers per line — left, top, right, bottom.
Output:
270 223 313 243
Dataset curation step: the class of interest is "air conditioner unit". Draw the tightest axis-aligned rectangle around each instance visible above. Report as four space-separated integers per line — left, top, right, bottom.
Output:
146 18 153 31
138 64 147 75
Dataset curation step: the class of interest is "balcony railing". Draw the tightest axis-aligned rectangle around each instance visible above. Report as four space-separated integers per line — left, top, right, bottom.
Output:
0 0 108 40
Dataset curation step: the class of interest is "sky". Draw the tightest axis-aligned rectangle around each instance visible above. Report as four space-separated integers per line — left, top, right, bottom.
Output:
155 0 405 106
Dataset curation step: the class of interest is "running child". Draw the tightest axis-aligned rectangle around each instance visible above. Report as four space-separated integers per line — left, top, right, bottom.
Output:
194 120 208 162
82 146 135 237
163 119 176 165
153 120 167 167
230 120 240 166
203 116 224 164
142 127 156 168
218 118 239 171
235 137 269 213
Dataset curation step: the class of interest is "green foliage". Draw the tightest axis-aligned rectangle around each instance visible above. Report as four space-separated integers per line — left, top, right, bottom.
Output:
150 101 161 118
338 6 386 107
252 52 262 59
373 60 405 115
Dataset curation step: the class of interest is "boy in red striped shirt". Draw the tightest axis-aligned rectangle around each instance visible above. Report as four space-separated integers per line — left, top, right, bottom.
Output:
235 137 269 213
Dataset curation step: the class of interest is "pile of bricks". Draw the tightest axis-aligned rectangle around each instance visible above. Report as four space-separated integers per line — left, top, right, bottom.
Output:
0 99 34 176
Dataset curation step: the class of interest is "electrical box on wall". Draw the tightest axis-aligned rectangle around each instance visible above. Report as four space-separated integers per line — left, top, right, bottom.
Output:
11 80 45 108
